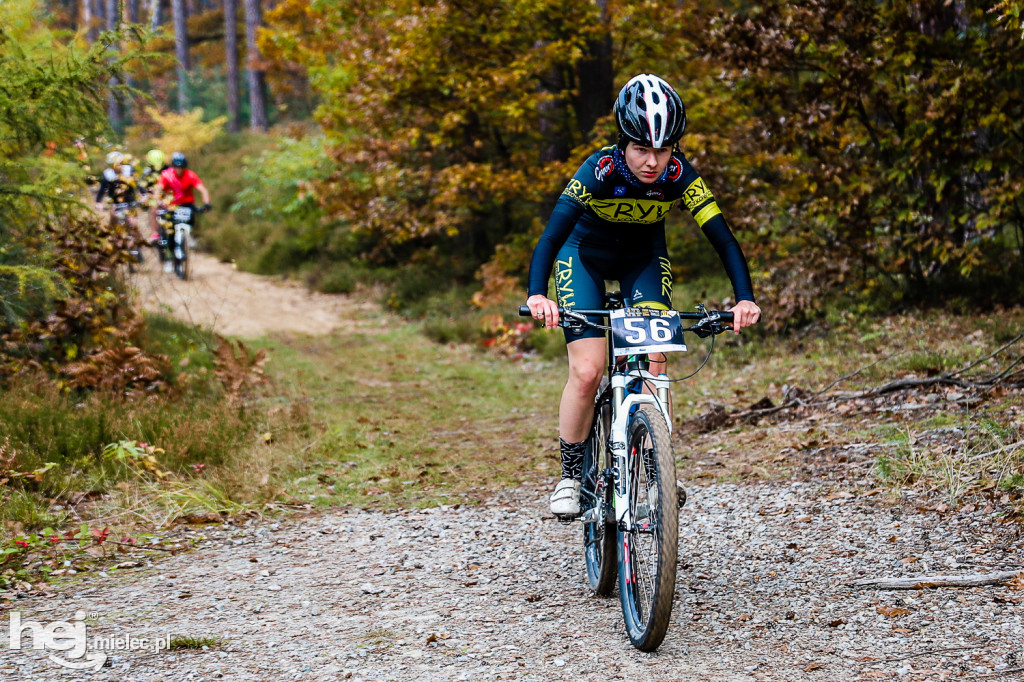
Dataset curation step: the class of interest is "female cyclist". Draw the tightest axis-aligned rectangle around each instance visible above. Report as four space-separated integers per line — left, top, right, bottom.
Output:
525 74 761 516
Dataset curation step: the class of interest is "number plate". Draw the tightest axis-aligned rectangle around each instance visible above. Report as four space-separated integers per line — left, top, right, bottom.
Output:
173 207 192 222
609 308 687 357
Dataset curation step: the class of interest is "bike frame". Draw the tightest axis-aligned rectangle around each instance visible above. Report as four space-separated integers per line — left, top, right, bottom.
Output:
563 306 679 534
607 365 669 531
523 301 733 533
521 298 734 650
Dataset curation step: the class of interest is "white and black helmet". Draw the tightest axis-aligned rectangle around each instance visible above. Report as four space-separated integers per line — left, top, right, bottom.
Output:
614 74 686 149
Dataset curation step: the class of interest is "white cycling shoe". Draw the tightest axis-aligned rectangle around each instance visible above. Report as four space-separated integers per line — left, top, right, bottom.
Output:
550 478 581 516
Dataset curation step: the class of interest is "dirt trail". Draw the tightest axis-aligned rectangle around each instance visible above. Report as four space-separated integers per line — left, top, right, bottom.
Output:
132 250 376 338
3 252 1019 680
2 482 1022 681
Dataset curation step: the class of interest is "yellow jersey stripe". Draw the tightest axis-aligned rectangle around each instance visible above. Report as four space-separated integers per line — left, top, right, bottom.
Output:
693 201 722 227
632 301 670 310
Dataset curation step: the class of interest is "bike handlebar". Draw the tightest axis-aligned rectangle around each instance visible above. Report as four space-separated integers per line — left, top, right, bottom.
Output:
517 305 734 322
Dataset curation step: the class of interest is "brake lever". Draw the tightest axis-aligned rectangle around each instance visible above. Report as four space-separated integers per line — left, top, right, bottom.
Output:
558 310 610 336
686 309 731 338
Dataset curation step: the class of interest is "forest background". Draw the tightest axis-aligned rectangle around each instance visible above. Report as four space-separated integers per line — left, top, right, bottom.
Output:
1 0 1023 582
6 0 1024 345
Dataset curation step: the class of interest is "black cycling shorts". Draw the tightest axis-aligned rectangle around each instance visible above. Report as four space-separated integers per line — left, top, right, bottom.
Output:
553 234 672 342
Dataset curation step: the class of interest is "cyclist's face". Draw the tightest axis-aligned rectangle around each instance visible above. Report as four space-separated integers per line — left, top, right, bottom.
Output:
173 167 185 178
623 142 672 183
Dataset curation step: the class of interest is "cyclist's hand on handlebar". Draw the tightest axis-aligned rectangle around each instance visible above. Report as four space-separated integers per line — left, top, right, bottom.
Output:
727 300 761 334
527 294 560 330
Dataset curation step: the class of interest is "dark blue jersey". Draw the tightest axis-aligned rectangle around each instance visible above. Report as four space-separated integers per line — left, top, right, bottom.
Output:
527 146 754 303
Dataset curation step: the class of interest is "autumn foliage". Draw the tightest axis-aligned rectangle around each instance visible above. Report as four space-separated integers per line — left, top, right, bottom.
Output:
0 6 168 389
251 0 1024 326
701 0 1024 323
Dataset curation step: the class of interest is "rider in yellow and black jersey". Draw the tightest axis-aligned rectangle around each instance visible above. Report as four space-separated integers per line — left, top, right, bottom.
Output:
527 144 753 334
526 74 761 516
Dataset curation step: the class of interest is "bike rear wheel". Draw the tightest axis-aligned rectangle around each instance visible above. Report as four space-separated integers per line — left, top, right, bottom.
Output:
617 404 678 651
582 380 616 595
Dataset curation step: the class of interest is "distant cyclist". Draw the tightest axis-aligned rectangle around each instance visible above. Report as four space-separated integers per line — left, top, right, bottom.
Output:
151 152 212 271
139 149 167 202
139 149 168 244
94 151 137 210
525 74 761 516
153 152 211 213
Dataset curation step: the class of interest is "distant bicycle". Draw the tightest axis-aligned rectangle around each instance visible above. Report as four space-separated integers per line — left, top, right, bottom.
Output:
520 292 734 651
155 204 201 280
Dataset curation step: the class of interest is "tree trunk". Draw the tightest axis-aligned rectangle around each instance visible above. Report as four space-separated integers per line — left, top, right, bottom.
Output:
105 0 123 133
84 0 101 41
127 0 139 23
149 0 161 29
171 0 190 112
224 0 241 132
81 0 94 40
243 0 268 130
536 60 569 165
574 0 614 142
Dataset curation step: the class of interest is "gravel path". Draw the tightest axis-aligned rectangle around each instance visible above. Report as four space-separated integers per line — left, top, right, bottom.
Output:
131 251 376 338
2 480 1022 681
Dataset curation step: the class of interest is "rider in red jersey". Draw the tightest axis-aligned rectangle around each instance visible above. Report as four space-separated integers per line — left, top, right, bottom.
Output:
150 152 212 272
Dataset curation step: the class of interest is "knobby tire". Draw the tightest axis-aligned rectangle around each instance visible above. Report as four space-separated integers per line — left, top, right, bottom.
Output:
583 380 616 595
617 404 678 651
174 229 190 281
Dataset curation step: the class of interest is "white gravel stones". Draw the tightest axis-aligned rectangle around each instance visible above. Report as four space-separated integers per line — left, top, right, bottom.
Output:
1 481 1022 681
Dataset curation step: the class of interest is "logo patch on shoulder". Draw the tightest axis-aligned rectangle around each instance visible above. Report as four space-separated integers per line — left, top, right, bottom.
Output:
666 158 682 182
633 288 644 300
595 156 615 181
683 177 714 211
614 186 627 197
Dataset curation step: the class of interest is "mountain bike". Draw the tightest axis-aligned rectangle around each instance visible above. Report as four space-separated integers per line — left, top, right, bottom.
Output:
155 205 199 280
520 293 734 651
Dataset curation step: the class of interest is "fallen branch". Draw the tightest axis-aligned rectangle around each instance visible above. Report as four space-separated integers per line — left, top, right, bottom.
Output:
811 351 904 397
966 440 1024 463
977 667 1024 679
848 571 1022 590
949 332 1024 378
717 336 1024 426
882 638 990 663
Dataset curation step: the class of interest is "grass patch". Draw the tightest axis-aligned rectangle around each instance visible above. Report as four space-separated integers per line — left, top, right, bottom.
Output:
358 628 400 648
4 271 1022 591
251 317 562 509
0 313 275 557
168 635 224 650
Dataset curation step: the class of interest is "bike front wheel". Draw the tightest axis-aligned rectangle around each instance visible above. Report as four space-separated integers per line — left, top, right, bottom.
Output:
174 227 191 281
582 381 616 596
617 404 678 651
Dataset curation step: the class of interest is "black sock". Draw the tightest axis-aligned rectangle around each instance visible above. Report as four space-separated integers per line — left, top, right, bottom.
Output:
559 438 586 480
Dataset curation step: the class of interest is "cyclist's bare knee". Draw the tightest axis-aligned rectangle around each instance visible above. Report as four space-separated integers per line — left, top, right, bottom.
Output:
566 338 605 397
567 363 603 397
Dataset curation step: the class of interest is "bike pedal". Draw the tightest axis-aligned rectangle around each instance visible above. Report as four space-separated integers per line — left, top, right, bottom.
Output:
554 514 579 525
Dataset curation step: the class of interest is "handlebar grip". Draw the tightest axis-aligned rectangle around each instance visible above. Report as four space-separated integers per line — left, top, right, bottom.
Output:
518 305 531 317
